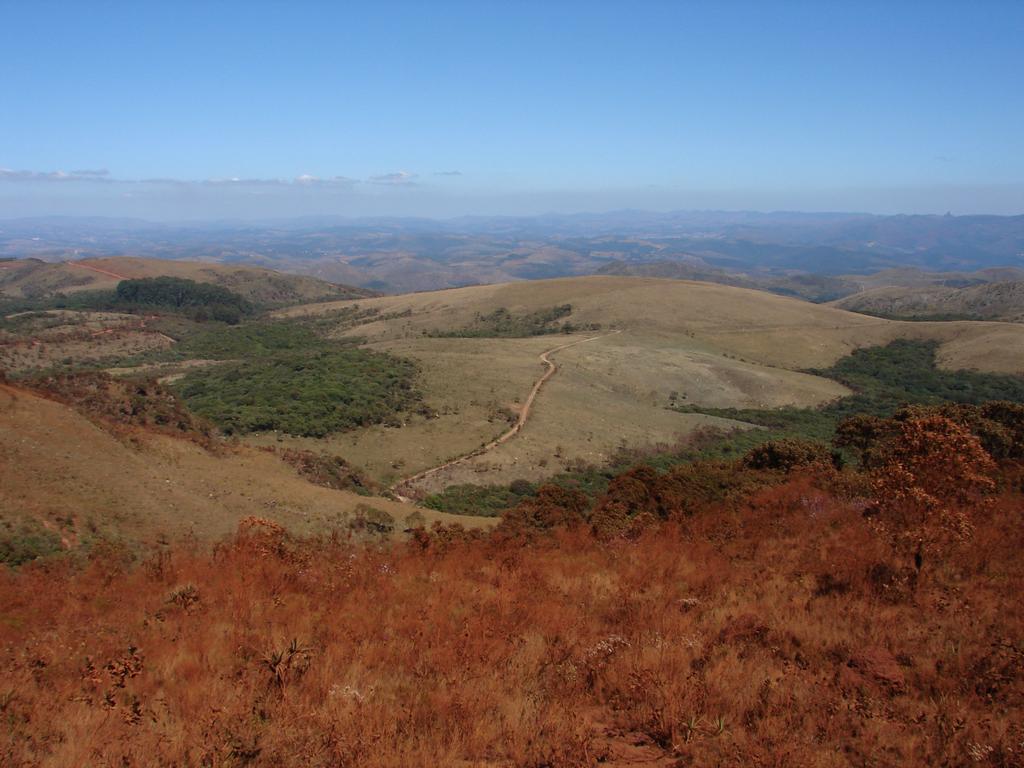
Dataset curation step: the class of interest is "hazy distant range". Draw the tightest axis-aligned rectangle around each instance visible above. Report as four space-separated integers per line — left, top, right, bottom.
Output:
1 210 1022 297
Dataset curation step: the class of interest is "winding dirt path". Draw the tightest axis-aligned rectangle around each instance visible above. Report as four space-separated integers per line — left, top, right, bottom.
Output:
68 261 130 280
390 330 619 502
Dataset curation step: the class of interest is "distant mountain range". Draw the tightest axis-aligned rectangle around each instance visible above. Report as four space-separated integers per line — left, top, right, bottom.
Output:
0 210 1021 294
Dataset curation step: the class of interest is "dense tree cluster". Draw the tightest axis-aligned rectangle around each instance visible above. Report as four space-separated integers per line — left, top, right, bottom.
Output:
6 277 256 323
177 349 424 437
114 277 253 323
141 317 432 439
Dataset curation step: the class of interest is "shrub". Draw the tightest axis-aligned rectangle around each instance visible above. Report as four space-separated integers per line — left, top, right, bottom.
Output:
403 511 427 530
498 485 590 533
741 439 836 472
422 482 534 517
275 448 373 494
26 371 214 445
0 519 63 567
351 505 395 536
868 414 997 574
591 466 663 521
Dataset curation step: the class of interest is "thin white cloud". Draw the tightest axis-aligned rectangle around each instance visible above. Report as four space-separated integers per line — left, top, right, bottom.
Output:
1 167 439 192
0 167 116 182
1 168 362 189
369 171 418 185
202 177 289 187
294 174 358 187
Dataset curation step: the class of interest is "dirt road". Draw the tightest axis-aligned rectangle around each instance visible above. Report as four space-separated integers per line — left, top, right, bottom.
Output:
390 330 619 502
68 261 129 280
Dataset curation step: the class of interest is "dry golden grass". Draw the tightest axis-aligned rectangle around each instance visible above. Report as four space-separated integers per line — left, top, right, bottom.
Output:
2 472 1021 766
273 277 1024 488
0 384 489 549
247 334 780 488
832 281 1024 323
280 275 1024 371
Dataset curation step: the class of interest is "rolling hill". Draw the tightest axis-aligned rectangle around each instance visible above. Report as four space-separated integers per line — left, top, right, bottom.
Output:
843 266 1024 290
595 259 860 301
281 275 1024 370
834 280 1024 321
0 381 488 555
269 276 1024 493
0 256 373 306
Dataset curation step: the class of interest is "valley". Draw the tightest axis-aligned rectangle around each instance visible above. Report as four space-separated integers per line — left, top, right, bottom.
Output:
5 258 1024 553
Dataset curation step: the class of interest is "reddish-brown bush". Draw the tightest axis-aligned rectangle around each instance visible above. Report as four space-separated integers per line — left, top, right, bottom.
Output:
868 414 997 574
741 438 836 472
498 484 590 535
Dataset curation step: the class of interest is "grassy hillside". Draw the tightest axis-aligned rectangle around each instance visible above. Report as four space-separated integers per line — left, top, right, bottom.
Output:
9 273 1024 498
425 303 600 337
4 270 1024 765
282 275 1024 372
0 381 489 559
670 338 1024 457
844 265 1024 290
596 259 860 302
0 309 176 373
0 256 373 306
4 276 260 324
835 280 1024 322
267 276 1024 491
422 338 1024 516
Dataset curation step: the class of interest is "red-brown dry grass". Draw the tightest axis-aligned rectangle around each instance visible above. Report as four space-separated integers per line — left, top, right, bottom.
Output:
2 479 1022 767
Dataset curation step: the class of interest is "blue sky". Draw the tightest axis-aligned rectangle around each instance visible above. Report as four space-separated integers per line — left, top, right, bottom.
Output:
1 0 1022 218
